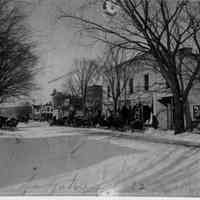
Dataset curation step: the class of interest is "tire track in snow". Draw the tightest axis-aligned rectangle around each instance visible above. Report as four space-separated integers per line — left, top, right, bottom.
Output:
97 147 183 193
119 147 200 196
131 147 199 185
140 148 200 191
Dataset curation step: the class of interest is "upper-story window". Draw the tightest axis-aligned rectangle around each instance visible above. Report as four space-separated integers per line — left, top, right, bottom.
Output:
107 85 111 98
144 74 149 91
129 78 134 94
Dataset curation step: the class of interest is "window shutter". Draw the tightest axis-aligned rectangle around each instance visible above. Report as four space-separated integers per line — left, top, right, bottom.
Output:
144 74 149 91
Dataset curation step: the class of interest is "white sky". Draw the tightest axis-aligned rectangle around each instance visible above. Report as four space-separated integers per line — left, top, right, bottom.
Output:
24 0 102 103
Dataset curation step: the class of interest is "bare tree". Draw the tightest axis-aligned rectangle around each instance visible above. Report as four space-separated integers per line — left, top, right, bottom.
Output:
0 0 38 103
59 0 200 133
63 77 80 97
63 58 100 113
102 45 133 114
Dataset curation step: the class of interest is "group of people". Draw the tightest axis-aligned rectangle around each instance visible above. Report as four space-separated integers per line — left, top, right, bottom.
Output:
103 103 159 130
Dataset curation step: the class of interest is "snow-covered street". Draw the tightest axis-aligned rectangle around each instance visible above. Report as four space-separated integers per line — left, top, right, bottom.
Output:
0 122 199 196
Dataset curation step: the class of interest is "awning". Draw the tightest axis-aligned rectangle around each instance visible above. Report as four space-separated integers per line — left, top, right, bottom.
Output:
127 93 153 106
157 92 173 106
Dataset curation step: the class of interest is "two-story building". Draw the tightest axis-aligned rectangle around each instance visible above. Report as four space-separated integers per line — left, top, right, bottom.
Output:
104 49 200 129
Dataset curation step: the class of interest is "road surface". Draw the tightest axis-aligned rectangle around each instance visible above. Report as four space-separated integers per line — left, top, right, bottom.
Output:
0 122 199 196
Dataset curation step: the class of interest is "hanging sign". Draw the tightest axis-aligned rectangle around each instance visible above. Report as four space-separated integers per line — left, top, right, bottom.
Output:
193 105 200 120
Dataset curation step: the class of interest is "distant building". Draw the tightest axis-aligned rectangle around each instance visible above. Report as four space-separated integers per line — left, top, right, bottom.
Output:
69 96 82 111
32 105 42 120
40 103 53 121
86 85 103 112
32 103 54 121
0 101 32 119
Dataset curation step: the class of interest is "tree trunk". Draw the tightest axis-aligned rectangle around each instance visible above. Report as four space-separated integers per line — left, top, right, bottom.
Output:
82 95 86 116
184 99 193 131
114 100 118 115
173 96 185 134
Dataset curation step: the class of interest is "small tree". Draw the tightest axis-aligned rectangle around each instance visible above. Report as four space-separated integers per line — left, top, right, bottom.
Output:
102 45 133 114
63 58 100 114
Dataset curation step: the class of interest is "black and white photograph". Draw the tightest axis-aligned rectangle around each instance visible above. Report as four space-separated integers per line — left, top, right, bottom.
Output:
0 0 200 198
